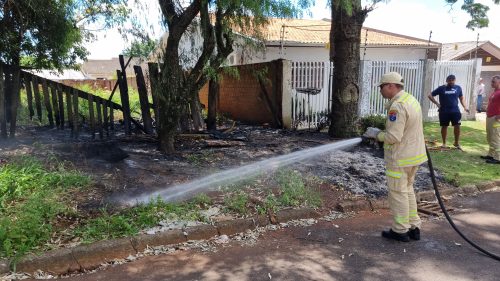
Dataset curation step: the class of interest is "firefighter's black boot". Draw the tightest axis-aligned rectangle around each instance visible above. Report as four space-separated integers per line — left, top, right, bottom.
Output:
409 227 420 240
382 229 410 242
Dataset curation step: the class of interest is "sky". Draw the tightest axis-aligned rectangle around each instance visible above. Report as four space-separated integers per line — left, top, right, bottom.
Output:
86 0 500 59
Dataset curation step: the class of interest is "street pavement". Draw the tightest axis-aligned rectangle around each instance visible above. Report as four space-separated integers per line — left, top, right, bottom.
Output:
60 190 500 281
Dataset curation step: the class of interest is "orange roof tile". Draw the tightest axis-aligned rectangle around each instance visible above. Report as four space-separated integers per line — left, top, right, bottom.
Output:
259 18 440 47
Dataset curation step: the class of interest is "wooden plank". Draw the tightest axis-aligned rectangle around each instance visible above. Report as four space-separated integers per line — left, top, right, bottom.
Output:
49 82 60 127
0 64 6 138
9 66 21 137
65 88 73 130
109 100 114 131
32 76 43 122
103 100 109 136
24 74 35 120
96 97 103 139
117 69 131 135
148 62 160 128
41 78 54 127
134 65 153 134
88 94 95 139
57 84 65 129
72 88 79 138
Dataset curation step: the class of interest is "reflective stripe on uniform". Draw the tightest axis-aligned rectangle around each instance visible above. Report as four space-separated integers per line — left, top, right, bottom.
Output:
386 169 403 178
494 122 500 128
384 143 393 150
397 153 428 166
409 209 418 218
394 215 409 224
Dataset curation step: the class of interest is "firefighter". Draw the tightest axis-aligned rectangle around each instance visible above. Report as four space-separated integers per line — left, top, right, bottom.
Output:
363 72 428 242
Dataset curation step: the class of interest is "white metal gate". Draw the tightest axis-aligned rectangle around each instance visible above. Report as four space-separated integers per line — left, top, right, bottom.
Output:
290 59 479 129
364 61 426 116
427 60 477 118
291 61 333 130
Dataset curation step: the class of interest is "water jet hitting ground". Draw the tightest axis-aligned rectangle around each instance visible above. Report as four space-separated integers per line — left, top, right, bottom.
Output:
120 138 362 205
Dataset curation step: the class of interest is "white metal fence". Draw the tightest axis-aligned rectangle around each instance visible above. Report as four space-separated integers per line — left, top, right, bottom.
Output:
363 61 425 116
428 60 477 118
289 59 480 130
290 61 333 130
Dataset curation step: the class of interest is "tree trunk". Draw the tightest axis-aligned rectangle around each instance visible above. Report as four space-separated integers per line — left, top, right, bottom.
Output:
190 93 204 131
328 2 368 138
207 78 219 130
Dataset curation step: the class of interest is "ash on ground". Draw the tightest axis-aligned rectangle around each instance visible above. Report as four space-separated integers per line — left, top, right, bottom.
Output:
294 145 444 198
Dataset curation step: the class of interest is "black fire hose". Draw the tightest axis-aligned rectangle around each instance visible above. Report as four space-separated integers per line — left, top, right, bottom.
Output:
425 146 500 261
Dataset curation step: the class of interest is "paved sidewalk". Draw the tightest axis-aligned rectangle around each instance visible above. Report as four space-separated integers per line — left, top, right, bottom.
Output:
56 190 500 281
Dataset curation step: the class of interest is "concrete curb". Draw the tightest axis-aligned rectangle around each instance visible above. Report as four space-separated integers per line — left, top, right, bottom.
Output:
11 208 319 275
4 181 499 276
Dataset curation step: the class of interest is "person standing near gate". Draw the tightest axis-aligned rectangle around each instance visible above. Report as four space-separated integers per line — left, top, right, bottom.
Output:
427 74 470 150
481 75 500 164
363 72 427 242
477 78 485 113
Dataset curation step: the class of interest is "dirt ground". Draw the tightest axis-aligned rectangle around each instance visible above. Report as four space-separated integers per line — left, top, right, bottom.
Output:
0 123 450 215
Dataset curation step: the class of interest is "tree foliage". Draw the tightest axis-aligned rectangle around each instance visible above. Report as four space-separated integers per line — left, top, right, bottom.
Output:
0 0 129 69
122 37 157 59
445 0 500 30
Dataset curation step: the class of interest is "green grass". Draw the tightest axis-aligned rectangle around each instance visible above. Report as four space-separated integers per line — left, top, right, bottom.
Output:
74 195 210 242
222 169 322 216
0 156 90 259
424 120 500 186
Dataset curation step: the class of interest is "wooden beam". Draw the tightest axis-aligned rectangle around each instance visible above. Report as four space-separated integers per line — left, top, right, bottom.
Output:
134 65 154 134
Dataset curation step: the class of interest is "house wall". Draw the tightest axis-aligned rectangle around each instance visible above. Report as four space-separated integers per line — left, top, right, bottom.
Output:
238 45 431 63
199 60 282 126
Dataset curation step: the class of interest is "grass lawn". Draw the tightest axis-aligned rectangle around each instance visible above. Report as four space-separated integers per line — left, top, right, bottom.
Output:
424 120 499 187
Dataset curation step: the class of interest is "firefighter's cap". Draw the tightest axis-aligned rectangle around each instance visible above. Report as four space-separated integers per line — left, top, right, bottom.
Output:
378 72 404 86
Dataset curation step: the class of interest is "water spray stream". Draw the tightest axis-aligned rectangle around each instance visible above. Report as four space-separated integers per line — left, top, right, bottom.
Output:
121 137 362 205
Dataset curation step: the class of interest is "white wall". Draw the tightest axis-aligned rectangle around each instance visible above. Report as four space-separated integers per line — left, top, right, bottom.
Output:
235 45 430 64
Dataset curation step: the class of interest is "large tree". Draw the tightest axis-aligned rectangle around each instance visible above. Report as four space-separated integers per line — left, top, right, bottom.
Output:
328 0 499 138
328 1 379 138
156 0 311 153
0 0 128 137
0 0 128 70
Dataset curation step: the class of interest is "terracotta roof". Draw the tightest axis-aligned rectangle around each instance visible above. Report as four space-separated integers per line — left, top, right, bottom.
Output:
261 18 440 47
81 57 144 79
440 41 500 60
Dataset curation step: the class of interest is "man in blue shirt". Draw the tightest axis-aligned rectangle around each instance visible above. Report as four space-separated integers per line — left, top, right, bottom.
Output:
428 75 469 149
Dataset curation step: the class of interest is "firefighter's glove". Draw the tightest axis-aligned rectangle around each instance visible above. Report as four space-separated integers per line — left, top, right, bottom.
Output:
363 127 381 139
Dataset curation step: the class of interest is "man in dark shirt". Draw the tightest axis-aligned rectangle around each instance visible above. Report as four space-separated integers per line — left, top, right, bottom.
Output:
428 75 469 149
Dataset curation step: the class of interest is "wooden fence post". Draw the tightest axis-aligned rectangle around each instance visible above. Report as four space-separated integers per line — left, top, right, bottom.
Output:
148 63 160 127
72 88 79 138
103 100 109 136
96 98 103 139
134 65 153 134
65 86 73 130
0 64 6 138
9 65 21 137
117 69 131 135
32 76 43 122
57 84 65 129
50 83 60 127
88 94 95 139
41 78 54 127
24 73 35 120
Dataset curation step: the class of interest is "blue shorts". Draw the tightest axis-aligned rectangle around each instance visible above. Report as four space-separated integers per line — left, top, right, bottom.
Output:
439 112 461 126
